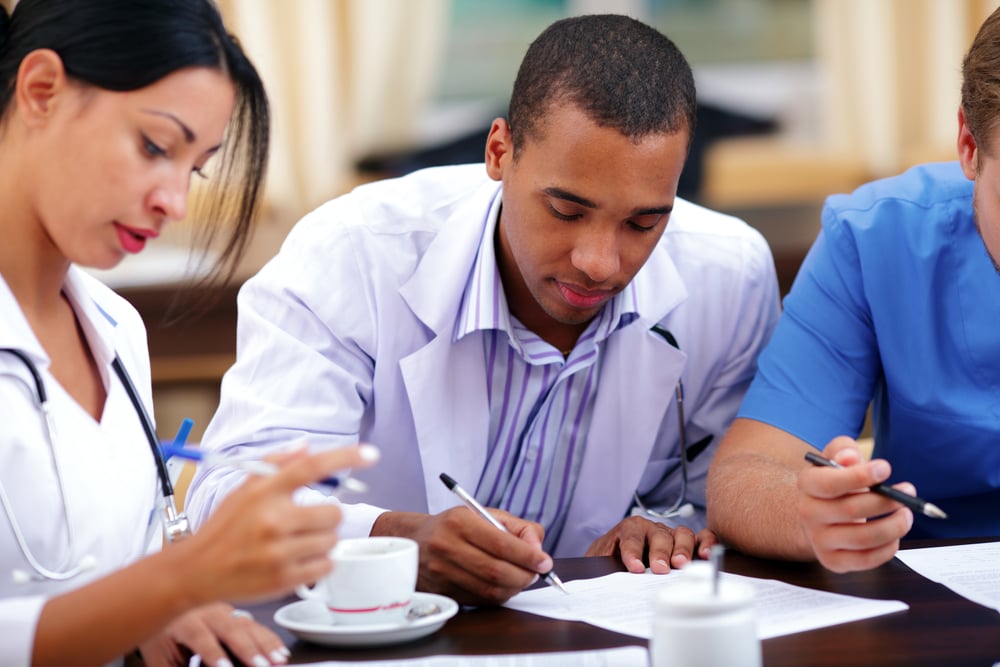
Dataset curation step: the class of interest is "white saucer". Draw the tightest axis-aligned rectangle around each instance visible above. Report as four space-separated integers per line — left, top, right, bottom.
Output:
274 592 459 648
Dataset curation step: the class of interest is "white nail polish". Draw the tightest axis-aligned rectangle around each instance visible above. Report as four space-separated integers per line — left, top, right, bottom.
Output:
358 444 380 462
269 649 289 664
215 659 234 667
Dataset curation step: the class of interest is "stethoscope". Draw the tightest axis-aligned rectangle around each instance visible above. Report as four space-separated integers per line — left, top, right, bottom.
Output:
630 326 694 520
0 347 191 584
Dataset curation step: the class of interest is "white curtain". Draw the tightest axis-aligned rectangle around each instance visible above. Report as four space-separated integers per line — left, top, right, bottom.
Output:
814 0 1000 178
218 0 450 221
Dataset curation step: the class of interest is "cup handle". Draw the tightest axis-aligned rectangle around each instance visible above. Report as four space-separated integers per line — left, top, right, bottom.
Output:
296 583 322 600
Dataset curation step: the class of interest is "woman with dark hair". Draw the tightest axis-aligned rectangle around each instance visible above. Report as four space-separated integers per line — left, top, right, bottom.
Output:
0 1 376 665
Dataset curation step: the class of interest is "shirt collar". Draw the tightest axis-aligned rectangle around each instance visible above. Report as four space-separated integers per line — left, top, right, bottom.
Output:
0 266 118 371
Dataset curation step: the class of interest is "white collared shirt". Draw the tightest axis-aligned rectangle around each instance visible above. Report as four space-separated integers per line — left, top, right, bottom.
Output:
0 267 157 667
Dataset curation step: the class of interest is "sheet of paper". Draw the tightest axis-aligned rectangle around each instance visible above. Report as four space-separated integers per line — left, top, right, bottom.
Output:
504 570 907 640
895 542 1000 613
257 646 647 667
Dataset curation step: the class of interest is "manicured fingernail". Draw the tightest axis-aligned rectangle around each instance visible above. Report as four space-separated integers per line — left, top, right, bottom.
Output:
278 646 291 657
871 460 890 480
269 649 289 664
358 444 380 463
655 558 670 568
215 659 234 667
251 655 270 667
530 573 540 585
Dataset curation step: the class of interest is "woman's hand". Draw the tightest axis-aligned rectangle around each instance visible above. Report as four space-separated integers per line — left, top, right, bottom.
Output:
138 601 288 667
176 444 379 607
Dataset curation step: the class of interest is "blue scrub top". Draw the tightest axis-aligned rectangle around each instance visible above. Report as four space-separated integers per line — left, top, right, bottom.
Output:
739 161 1000 538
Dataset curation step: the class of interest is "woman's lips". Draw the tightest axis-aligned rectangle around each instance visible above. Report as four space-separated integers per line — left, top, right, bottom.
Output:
114 223 159 254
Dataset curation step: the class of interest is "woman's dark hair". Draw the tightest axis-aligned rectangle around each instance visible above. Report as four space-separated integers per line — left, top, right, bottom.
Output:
0 0 269 285
508 14 696 158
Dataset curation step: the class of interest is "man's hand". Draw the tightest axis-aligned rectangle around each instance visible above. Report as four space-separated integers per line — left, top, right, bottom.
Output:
139 602 289 667
798 437 914 572
585 516 718 573
371 507 551 606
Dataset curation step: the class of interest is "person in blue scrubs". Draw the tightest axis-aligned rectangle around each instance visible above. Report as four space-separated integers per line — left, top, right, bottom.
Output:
706 6 1000 573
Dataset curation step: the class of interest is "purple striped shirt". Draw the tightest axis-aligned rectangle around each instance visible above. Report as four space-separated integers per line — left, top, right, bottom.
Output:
455 203 638 551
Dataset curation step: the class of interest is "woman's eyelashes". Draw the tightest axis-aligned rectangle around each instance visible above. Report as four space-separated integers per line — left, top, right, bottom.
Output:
142 134 209 179
141 134 167 159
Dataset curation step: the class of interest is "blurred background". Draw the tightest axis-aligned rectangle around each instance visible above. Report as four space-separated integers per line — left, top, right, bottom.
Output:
44 0 998 442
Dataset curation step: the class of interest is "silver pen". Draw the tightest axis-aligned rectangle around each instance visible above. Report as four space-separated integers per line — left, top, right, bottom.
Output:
439 473 569 595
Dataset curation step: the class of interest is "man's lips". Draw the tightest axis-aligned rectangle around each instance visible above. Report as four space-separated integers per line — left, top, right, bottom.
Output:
557 281 614 309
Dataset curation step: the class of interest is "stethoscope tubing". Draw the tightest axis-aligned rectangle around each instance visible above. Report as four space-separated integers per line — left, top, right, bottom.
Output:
632 327 690 519
0 347 180 582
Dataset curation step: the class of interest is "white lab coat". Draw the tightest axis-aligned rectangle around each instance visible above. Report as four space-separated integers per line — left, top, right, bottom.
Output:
0 267 157 667
187 164 779 557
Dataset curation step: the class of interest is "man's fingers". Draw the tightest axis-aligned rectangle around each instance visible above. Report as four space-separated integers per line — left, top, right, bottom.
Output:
695 528 719 559
799 458 891 501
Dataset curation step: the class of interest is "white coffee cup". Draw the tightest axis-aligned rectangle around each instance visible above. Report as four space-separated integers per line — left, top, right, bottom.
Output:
649 562 761 667
296 536 419 626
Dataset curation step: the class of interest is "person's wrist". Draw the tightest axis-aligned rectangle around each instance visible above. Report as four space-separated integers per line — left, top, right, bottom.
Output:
157 534 216 610
370 511 424 538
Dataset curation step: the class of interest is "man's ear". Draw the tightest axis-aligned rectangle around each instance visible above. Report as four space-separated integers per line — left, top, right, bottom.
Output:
957 106 979 181
485 117 513 181
15 49 68 127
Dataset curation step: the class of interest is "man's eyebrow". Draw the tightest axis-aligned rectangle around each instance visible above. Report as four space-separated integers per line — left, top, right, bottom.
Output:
634 204 673 216
544 187 673 216
543 187 597 208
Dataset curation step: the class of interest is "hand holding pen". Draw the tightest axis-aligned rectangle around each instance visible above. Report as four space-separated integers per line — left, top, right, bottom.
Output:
181 443 381 605
440 473 569 595
798 438 944 573
804 451 946 519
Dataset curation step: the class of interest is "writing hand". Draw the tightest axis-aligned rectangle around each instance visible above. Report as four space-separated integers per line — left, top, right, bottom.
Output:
372 507 551 606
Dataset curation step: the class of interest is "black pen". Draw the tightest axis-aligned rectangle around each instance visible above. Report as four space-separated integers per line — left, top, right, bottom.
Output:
439 473 569 595
804 451 947 519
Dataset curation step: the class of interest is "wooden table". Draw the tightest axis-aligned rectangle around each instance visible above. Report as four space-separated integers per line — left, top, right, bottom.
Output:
249 538 1000 666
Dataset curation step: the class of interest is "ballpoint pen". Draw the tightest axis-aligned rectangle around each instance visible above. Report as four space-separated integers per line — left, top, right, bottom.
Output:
171 418 194 450
162 443 368 493
804 451 948 519
439 472 569 595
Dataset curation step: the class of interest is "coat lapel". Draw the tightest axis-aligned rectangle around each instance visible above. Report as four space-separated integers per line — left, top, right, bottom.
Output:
398 179 501 514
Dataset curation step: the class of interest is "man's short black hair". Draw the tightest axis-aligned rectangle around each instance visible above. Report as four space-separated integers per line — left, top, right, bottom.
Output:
508 14 697 156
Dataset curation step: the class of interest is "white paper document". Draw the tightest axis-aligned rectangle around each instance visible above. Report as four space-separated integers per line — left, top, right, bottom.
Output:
271 646 648 667
504 570 908 639
896 542 1000 613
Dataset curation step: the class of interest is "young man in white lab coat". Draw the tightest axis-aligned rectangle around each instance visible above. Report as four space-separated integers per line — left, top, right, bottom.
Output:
187 14 779 606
